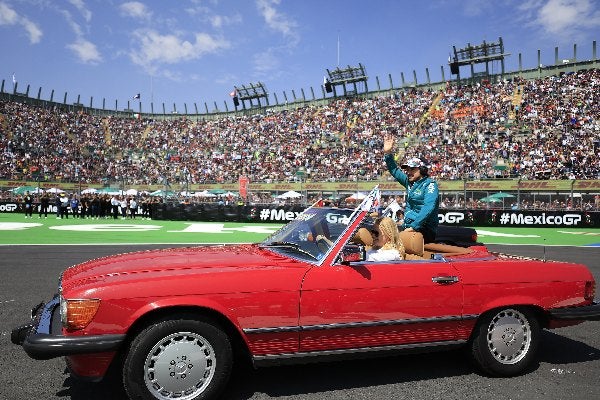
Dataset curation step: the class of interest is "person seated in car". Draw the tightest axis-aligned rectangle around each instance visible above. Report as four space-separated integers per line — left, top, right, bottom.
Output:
366 217 405 261
383 134 439 244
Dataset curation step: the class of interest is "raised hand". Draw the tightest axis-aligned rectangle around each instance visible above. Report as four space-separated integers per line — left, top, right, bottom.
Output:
383 134 395 154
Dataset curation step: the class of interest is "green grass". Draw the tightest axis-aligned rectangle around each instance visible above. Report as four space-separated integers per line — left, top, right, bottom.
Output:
0 213 282 245
474 226 600 246
1 213 598 246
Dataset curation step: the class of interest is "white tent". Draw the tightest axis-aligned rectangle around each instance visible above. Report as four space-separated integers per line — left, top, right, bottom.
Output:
46 187 65 193
81 188 98 194
192 190 216 197
97 187 123 195
149 190 175 197
276 190 302 199
125 188 138 196
8 185 38 194
346 192 367 200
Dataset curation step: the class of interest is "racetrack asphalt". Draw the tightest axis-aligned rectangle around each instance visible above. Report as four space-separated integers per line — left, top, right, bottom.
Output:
1 244 599 400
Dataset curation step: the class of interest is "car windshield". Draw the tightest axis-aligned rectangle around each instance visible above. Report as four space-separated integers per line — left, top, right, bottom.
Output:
259 206 356 263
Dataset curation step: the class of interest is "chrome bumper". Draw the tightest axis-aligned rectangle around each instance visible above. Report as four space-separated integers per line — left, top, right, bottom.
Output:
11 295 125 360
548 301 600 321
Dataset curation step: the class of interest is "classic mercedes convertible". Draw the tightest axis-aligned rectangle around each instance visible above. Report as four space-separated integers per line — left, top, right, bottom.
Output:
12 191 600 400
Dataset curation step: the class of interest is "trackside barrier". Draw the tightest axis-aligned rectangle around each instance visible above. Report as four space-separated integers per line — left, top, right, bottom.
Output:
437 209 598 227
2 202 598 227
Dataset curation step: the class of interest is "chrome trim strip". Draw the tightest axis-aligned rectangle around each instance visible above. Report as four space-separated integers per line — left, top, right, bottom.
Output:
253 339 467 363
244 314 479 335
245 325 302 334
36 295 59 334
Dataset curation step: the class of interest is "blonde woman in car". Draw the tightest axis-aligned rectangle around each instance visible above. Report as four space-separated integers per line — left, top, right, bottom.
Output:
366 217 405 261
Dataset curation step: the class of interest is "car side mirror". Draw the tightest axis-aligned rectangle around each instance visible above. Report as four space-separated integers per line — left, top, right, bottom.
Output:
338 244 366 264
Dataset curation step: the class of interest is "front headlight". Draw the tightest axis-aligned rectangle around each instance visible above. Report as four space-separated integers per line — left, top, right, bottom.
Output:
60 296 101 330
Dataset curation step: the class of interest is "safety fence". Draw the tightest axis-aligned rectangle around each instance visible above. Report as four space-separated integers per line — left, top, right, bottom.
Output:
2 202 598 228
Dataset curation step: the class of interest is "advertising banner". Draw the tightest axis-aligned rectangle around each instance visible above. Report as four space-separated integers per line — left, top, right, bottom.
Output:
438 209 597 228
151 205 599 227
2 202 598 227
3 179 600 194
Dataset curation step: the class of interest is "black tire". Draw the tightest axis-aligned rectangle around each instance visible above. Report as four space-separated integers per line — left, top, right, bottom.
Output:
470 307 540 377
123 316 233 400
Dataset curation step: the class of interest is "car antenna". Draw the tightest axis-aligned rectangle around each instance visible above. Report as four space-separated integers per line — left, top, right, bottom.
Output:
543 238 546 262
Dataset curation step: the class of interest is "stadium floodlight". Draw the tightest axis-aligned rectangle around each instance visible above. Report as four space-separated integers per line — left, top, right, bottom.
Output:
449 37 510 82
325 63 368 97
232 82 269 109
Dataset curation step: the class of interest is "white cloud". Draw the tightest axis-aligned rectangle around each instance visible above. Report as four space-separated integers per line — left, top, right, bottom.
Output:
69 0 92 23
253 48 281 75
461 0 492 17
129 29 230 72
255 0 299 43
120 1 151 20
0 2 43 44
60 9 83 37
520 0 600 38
537 0 600 33
518 0 544 12
209 13 242 28
215 72 238 85
21 18 42 43
0 2 18 24
58 6 102 64
184 4 210 17
67 38 102 64
183 4 242 29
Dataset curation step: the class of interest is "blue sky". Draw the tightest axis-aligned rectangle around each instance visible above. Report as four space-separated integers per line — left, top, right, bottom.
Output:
1 0 599 113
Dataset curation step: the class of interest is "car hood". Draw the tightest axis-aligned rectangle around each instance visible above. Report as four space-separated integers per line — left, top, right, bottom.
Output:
60 244 306 295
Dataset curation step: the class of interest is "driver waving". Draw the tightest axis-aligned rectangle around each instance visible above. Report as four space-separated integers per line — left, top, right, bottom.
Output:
383 134 439 244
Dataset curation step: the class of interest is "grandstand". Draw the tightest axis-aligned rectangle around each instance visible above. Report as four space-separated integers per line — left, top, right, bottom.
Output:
0 40 598 209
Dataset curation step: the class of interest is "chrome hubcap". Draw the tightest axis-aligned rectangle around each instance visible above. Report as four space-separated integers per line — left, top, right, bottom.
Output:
486 309 531 364
144 331 216 400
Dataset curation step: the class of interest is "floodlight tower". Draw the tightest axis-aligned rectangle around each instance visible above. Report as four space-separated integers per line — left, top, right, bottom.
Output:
449 37 510 83
324 63 368 97
232 82 269 109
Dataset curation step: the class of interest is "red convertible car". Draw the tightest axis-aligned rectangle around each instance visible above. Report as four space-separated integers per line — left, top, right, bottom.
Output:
12 195 600 400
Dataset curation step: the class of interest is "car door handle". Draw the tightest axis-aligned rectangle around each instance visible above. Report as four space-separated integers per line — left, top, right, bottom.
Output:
432 276 459 284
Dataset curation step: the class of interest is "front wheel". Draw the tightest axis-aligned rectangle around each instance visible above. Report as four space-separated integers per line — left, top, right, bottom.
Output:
470 307 540 377
123 316 233 400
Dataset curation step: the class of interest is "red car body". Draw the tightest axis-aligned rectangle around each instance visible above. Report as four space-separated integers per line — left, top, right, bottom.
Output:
12 201 600 400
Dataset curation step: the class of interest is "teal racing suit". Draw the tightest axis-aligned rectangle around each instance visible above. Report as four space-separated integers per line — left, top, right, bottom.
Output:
384 153 439 242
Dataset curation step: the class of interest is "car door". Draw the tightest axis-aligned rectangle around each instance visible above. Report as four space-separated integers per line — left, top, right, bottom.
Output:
298 259 463 352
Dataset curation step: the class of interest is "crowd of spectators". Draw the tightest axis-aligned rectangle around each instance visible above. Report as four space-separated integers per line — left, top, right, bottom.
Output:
409 70 599 180
438 195 600 211
1 69 598 189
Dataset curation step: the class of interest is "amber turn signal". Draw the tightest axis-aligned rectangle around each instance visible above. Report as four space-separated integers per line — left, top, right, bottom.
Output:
61 299 101 330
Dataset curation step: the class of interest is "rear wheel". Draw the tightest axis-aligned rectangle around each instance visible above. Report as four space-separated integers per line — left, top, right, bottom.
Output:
470 307 540 377
123 316 232 400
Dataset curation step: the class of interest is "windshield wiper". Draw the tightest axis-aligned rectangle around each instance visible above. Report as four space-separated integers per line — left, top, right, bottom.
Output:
264 241 300 248
260 241 318 260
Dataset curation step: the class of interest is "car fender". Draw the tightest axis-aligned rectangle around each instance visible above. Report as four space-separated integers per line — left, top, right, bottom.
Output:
117 293 304 356
472 295 544 318
123 295 248 337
